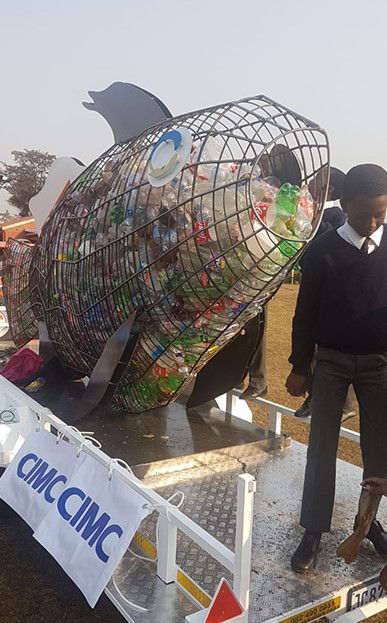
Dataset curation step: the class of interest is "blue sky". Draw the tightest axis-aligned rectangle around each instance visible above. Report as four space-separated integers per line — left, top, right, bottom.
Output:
1 0 387 212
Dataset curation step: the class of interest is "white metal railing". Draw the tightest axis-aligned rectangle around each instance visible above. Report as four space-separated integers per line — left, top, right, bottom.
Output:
226 389 361 444
0 375 255 621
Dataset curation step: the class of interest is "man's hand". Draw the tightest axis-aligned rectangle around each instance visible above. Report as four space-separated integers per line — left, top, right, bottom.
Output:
285 372 307 397
362 477 387 497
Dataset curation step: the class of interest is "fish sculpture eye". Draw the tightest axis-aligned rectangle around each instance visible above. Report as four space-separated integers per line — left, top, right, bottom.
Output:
148 128 192 186
3 95 329 414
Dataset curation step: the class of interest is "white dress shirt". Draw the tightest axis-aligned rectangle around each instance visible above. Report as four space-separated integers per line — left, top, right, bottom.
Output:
337 221 384 254
323 200 340 211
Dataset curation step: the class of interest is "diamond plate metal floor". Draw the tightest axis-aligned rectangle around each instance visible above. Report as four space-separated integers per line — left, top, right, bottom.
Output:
112 441 387 622
107 555 197 623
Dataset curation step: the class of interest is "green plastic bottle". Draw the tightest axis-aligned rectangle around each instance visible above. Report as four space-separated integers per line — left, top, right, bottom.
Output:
275 183 301 220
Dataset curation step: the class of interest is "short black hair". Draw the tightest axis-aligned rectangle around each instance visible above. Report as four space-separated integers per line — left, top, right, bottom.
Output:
329 167 346 201
342 164 387 201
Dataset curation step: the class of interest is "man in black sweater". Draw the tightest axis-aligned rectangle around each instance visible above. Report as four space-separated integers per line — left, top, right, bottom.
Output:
286 163 387 573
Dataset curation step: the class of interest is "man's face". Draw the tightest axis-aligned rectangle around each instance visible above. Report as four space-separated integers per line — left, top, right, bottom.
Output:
341 195 387 237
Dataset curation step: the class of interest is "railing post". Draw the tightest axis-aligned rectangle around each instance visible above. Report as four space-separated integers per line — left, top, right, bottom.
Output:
218 391 252 423
234 473 256 611
268 407 282 436
226 390 236 415
156 512 177 584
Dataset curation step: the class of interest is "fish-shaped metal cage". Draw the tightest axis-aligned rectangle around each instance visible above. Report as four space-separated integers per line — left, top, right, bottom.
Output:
4 94 329 413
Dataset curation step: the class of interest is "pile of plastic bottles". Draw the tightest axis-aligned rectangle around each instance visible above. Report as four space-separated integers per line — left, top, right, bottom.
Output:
37 133 316 413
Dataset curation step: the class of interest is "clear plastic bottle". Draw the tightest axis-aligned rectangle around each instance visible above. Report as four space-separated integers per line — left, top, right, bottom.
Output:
95 232 109 248
120 211 134 235
294 185 314 238
294 214 312 238
250 178 278 204
78 239 95 257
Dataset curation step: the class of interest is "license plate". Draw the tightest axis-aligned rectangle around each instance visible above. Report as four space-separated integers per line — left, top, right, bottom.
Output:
279 597 341 623
347 576 385 611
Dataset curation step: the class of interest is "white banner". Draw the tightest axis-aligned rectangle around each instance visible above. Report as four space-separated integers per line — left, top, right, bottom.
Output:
0 428 82 530
34 453 151 607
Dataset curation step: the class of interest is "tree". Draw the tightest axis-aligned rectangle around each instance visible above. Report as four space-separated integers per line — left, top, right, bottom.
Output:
0 149 56 217
0 210 15 224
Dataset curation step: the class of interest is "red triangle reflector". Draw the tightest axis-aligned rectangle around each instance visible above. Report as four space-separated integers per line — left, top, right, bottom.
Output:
205 578 243 623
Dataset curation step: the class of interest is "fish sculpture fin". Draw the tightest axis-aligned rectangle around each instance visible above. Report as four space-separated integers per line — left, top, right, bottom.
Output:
186 313 263 409
56 313 141 423
82 82 172 144
38 321 58 363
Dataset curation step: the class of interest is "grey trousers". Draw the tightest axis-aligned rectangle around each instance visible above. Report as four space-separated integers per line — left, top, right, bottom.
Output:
306 351 356 413
300 347 387 533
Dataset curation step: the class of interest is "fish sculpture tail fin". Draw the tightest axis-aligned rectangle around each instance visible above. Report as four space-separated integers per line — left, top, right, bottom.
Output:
54 313 142 423
2 238 39 348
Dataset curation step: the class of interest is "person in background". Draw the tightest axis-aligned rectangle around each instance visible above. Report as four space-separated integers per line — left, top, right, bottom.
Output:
237 307 267 399
295 167 356 419
238 145 302 400
315 167 348 231
286 164 387 573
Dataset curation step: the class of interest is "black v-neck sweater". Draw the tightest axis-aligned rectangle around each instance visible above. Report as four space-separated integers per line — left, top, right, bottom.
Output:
289 225 387 375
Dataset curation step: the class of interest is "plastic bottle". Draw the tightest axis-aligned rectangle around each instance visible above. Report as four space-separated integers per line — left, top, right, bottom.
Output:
161 188 177 211
78 237 95 257
250 178 278 204
278 240 302 258
275 183 301 225
120 210 134 235
111 202 125 225
294 213 312 238
135 377 159 408
251 201 276 228
298 185 315 220
271 217 293 238
294 185 314 238
95 232 110 248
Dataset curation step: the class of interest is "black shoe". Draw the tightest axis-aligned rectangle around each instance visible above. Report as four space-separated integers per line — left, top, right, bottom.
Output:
295 396 312 418
359 519 387 557
239 385 268 400
291 531 321 573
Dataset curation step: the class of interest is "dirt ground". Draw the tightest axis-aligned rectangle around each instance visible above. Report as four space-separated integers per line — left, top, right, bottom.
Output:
0 287 386 622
